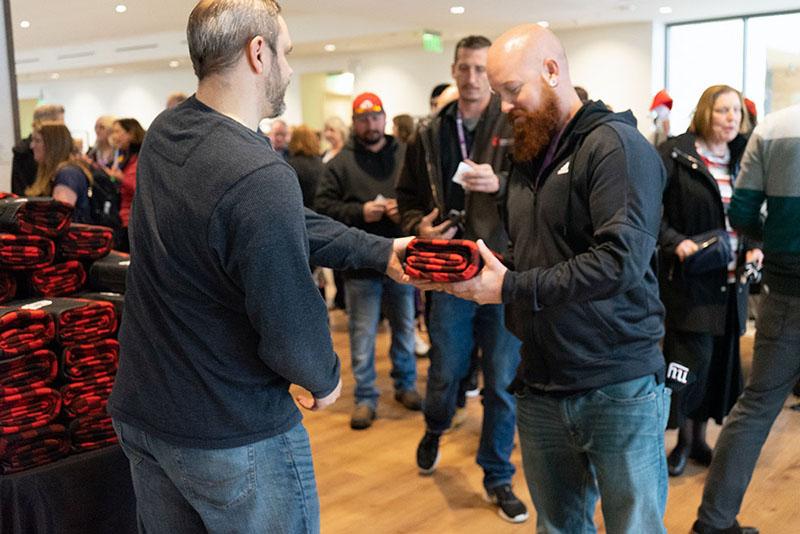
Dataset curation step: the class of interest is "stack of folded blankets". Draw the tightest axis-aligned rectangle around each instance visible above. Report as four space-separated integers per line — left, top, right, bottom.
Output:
0 309 68 473
404 238 501 282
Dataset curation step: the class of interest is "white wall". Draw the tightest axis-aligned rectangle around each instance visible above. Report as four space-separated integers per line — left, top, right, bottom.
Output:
557 22 659 138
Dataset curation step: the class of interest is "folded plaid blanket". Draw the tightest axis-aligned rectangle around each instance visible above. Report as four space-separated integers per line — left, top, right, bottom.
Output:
75 291 124 325
0 386 61 434
58 223 114 260
0 270 17 303
0 197 73 238
0 424 70 473
0 233 55 270
0 349 58 389
62 339 119 381
0 307 55 359
60 375 115 418
404 238 501 282
14 298 117 345
30 260 87 297
69 414 117 452
88 251 129 293
0 192 19 200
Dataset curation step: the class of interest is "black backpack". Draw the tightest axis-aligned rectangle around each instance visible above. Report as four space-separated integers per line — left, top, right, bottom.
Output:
87 167 122 234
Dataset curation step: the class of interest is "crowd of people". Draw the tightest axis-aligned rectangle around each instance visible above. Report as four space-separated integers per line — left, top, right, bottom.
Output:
7 1 799 533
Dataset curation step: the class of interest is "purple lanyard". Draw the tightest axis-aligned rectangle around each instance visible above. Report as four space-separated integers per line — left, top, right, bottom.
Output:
456 109 471 160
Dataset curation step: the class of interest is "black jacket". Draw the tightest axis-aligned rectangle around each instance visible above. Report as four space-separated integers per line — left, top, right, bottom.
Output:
501 101 667 392
286 153 324 209
11 136 36 195
396 94 513 253
657 132 752 336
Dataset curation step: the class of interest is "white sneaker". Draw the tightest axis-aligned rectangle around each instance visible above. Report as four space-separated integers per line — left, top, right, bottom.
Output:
414 332 430 357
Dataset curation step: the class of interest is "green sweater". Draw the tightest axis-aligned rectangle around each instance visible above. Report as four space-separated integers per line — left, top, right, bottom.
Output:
729 104 800 296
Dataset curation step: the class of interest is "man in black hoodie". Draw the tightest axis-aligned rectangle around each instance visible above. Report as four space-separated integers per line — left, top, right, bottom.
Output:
315 92 421 430
441 25 670 533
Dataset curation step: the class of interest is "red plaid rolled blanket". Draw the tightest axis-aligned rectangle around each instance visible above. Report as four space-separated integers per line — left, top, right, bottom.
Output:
0 308 55 359
30 260 87 297
0 197 73 238
62 339 119 381
0 271 16 303
60 375 115 418
0 349 58 389
0 424 71 473
404 238 502 282
69 414 117 452
0 192 19 200
0 386 61 434
14 298 117 345
0 233 55 270
57 223 114 260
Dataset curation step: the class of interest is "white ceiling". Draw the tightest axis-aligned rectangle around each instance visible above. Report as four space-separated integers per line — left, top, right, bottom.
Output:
9 0 800 76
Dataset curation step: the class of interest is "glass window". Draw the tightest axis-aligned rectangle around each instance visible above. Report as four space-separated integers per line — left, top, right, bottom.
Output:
745 12 800 117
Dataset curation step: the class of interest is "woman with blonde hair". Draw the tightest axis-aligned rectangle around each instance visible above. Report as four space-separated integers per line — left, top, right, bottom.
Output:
27 121 93 223
322 116 348 163
87 115 116 168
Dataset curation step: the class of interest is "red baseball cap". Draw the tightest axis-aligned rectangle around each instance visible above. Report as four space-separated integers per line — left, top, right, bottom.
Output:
650 89 673 111
353 92 384 115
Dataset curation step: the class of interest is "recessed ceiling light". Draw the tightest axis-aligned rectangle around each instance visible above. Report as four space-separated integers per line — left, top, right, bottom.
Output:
169 60 180 68
104 67 114 74
324 44 336 52
50 73 60 80
537 20 550 28
115 5 127 13
19 20 30 29
450 6 465 15
659 6 673 14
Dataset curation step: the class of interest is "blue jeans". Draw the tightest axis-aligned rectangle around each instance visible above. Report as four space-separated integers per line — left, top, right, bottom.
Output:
697 290 800 529
345 276 417 409
113 420 319 534
515 375 671 534
425 291 521 490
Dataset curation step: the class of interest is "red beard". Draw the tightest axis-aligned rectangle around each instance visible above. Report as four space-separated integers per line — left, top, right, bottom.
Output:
509 84 562 162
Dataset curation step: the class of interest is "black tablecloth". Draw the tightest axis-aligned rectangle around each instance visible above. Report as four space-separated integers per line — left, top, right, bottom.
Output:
0 445 136 534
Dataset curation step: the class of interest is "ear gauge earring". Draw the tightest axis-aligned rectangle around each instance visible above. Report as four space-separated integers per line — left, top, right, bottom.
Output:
549 78 557 87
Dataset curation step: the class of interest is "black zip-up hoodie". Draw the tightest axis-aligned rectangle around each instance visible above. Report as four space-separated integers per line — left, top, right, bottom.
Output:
502 101 667 392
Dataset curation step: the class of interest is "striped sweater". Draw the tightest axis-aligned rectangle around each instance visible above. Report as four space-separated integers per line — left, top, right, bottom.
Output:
729 104 800 296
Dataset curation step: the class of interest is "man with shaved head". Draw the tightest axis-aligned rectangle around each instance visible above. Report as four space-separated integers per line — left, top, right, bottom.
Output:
440 25 670 533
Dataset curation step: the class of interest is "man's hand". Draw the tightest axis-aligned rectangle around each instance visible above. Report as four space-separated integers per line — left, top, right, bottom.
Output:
363 200 386 223
442 239 507 304
386 236 414 283
461 159 499 194
296 378 342 411
675 239 699 261
385 198 401 224
419 208 458 239
746 248 764 268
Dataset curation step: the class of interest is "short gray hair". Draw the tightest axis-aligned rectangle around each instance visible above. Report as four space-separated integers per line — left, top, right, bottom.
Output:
187 0 282 80
33 104 64 123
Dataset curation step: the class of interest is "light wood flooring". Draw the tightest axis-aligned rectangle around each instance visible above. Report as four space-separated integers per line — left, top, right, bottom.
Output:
290 311 800 533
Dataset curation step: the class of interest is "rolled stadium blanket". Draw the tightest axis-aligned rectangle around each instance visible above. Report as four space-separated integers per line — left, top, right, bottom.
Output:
0 192 19 200
0 424 71 473
0 197 73 238
0 386 61 434
0 271 17 303
57 223 114 261
404 238 502 282
60 375 114 418
0 349 58 389
0 233 55 270
61 339 119 381
75 291 124 324
88 251 129 293
29 260 87 297
69 414 117 452
0 307 56 359
14 298 117 345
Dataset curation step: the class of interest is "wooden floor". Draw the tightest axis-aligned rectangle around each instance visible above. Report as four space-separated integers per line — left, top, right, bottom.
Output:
291 311 800 533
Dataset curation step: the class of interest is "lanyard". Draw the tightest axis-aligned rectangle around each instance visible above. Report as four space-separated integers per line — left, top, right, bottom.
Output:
455 109 471 160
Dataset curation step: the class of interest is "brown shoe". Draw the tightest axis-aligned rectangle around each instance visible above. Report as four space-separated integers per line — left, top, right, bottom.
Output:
350 404 376 430
394 390 423 411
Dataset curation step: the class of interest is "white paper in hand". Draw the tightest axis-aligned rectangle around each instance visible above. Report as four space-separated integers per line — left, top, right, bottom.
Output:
375 194 386 202
451 161 472 189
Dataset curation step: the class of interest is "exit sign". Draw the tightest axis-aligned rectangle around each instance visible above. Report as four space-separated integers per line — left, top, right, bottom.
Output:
423 31 442 53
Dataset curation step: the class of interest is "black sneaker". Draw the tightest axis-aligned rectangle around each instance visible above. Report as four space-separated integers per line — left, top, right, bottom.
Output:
484 484 529 523
691 519 759 534
416 430 440 474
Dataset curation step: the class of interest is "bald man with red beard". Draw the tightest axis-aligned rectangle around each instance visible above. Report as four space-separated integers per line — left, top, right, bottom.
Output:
438 25 671 533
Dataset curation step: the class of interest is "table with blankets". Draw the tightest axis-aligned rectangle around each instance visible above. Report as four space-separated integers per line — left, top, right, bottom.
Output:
0 194 134 534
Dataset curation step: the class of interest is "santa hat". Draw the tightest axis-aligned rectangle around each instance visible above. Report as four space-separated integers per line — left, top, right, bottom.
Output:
744 98 757 120
649 89 673 111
